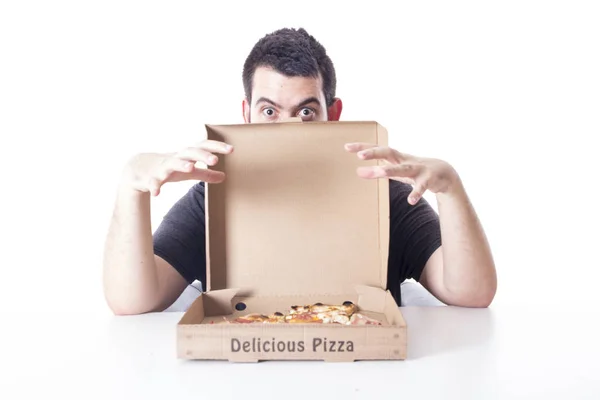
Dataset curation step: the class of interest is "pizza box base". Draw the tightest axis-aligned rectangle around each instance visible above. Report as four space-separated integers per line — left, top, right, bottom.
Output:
176 285 407 362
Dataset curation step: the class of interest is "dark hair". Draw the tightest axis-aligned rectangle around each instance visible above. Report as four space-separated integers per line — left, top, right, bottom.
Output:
242 27 337 107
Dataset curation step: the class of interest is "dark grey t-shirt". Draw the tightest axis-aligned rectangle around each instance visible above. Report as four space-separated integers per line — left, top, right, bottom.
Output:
153 180 441 305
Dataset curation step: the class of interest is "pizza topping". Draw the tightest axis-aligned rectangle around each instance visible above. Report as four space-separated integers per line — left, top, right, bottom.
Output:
233 313 269 323
223 302 381 326
285 313 323 324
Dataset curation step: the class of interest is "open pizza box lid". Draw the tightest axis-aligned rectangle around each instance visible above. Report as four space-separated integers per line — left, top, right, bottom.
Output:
204 119 390 297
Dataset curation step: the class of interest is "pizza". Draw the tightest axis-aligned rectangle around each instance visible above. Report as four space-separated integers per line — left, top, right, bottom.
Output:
232 312 286 324
212 301 381 326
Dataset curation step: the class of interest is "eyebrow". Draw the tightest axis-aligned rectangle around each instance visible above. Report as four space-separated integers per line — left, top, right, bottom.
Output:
255 96 322 109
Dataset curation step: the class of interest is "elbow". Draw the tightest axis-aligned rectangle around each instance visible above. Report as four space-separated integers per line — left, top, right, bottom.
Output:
477 284 497 308
475 268 498 308
108 303 147 316
462 292 495 308
447 292 495 308
105 298 160 316
459 283 497 308
446 277 497 308
102 272 164 316
103 288 162 316
105 296 141 316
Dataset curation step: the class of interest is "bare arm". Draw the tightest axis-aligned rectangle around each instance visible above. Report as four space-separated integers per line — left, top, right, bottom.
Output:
102 142 232 315
102 185 188 315
345 142 497 308
419 179 497 307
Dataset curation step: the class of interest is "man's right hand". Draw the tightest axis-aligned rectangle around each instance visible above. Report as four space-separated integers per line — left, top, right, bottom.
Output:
122 140 234 196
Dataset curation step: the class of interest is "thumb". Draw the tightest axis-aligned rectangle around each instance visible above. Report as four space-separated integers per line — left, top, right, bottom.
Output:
408 182 427 205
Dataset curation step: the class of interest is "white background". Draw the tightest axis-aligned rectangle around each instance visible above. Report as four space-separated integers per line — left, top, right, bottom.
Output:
0 0 598 315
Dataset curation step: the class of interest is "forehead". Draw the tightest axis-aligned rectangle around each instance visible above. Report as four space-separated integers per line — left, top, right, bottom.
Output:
251 66 325 107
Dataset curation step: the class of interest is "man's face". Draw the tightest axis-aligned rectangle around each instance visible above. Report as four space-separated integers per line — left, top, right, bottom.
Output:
243 66 342 123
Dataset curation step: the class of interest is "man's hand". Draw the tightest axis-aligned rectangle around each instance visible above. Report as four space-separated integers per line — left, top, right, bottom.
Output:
123 140 234 196
344 142 459 205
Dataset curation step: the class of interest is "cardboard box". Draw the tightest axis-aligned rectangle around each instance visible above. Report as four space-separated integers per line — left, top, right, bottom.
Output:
177 119 407 362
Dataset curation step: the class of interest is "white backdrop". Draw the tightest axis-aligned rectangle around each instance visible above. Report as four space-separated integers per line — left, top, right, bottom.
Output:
0 0 598 315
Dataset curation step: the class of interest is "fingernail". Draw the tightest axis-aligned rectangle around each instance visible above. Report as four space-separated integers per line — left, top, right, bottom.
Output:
408 196 417 204
209 156 217 164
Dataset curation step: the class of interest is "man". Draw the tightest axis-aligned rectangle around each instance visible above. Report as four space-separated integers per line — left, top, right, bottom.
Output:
102 27 497 315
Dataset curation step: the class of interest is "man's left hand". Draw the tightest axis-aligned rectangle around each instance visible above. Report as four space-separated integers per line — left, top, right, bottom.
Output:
345 143 460 205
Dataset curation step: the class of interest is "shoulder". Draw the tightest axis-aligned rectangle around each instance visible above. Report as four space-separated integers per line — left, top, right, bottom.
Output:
191 181 206 196
185 182 206 217
174 181 206 205
183 181 206 205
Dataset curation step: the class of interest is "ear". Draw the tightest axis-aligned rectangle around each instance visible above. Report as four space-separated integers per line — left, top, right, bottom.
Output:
327 98 343 121
242 98 251 123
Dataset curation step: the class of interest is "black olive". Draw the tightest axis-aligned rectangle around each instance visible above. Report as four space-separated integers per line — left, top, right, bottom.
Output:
343 301 354 306
314 302 324 306
274 312 283 317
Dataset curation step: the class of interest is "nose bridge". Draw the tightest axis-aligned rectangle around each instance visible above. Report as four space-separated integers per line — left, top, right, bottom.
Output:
280 117 303 123
280 107 295 118
276 107 296 122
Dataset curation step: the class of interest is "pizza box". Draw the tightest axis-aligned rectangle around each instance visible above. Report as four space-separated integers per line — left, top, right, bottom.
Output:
176 119 407 362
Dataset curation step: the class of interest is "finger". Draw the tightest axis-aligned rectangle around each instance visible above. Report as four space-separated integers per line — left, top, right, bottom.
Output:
344 142 377 153
191 168 226 184
155 158 193 184
357 163 421 179
170 168 226 184
176 147 220 166
408 182 427 205
197 140 234 155
169 157 196 173
355 146 405 163
148 177 162 197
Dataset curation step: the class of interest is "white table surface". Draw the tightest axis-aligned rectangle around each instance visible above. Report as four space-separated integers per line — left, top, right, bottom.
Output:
2 306 599 399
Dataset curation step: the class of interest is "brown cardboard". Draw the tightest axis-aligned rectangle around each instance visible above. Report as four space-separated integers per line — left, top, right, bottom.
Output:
177 120 407 362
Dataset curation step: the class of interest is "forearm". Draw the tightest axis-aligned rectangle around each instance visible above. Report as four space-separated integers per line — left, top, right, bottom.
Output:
436 179 497 306
102 183 160 315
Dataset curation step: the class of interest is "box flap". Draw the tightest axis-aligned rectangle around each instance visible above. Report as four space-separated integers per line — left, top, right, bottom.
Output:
204 120 390 296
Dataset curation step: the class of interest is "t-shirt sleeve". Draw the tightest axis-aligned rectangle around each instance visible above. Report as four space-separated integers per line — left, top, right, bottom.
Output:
387 180 442 302
152 182 207 286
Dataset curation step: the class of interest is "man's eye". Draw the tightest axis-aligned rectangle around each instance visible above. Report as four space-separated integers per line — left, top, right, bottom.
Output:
263 108 276 117
298 108 314 117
